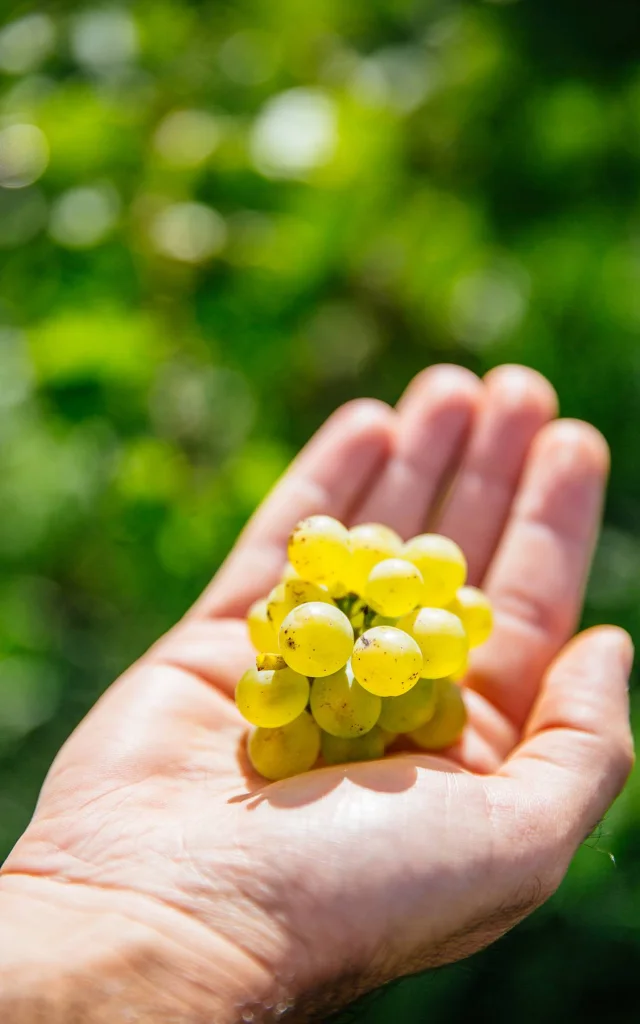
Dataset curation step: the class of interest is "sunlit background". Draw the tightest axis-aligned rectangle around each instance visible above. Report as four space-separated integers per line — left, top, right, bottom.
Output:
1 1 640 1020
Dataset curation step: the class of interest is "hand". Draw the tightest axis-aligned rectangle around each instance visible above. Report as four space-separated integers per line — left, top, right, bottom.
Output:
0 365 633 1023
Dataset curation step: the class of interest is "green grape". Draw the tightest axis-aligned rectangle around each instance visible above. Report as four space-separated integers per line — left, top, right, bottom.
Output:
279 601 354 677
364 557 424 618
347 522 403 594
403 534 467 607
351 625 423 697
378 678 437 733
235 666 309 728
248 711 320 780
247 597 278 653
288 515 351 585
449 586 493 648
321 726 385 765
267 578 333 632
399 608 468 679
409 680 467 750
310 665 381 737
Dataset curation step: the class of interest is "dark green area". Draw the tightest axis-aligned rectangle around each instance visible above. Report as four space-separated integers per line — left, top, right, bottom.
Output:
1 0 640 1020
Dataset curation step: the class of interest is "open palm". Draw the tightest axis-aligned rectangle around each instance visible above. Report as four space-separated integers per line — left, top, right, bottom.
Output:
1 365 633 1023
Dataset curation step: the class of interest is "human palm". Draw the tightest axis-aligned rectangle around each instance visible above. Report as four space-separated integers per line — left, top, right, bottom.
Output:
0 365 633 1022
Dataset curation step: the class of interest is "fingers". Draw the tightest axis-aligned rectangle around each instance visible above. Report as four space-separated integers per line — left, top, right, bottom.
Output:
197 399 394 618
468 419 609 726
499 627 634 847
352 365 482 538
436 366 558 583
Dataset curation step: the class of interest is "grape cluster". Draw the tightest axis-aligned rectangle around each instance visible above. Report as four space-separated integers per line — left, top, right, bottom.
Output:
236 516 494 781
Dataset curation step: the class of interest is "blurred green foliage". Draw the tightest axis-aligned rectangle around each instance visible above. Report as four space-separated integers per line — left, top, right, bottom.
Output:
1 0 640 1019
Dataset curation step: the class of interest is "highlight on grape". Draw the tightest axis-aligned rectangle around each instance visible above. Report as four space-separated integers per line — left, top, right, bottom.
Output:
237 516 494 780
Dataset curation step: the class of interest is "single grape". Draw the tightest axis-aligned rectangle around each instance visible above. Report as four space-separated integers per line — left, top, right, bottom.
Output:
399 607 467 679
236 666 309 728
247 597 278 653
279 601 354 677
447 654 468 683
364 558 424 618
267 578 333 632
351 625 423 697
449 586 493 648
378 678 437 733
310 665 381 737
321 726 385 765
347 523 403 594
248 711 320 780
288 515 351 585
403 534 467 607
409 679 467 750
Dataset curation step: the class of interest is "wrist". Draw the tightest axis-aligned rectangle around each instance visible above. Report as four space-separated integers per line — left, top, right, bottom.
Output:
0 874 278 1023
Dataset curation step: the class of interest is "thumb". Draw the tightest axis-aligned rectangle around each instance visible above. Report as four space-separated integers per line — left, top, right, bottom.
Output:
500 626 634 842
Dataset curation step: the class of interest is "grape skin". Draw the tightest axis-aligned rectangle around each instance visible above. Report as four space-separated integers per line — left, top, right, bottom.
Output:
364 557 424 618
347 522 402 594
351 625 423 697
247 597 278 653
403 534 467 607
248 711 321 780
235 666 309 728
310 666 381 738
378 678 437 733
267 578 334 631
279 601 354 677
288 514 351 586
409 679 467 750
449 586 493 648
399 607 468 679
321 726 385 765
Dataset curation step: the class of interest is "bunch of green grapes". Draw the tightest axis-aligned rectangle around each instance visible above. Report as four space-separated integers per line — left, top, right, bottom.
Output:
236 515 494 781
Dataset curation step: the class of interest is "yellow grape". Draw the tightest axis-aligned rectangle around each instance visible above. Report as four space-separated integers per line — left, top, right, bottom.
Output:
310 665 381 737
403 534 467 607
247 597 278 653
321 726 385 765
347 522 402 594
448 654 468 683
449 586 493 648
267 578 333 632
235 666 309 728
279 601 354 677
399 607 467 679
378 678 437 733
288 515 351 585
409 679 467 750
248 711 320 780
364 558 424 618
351 625 423 697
